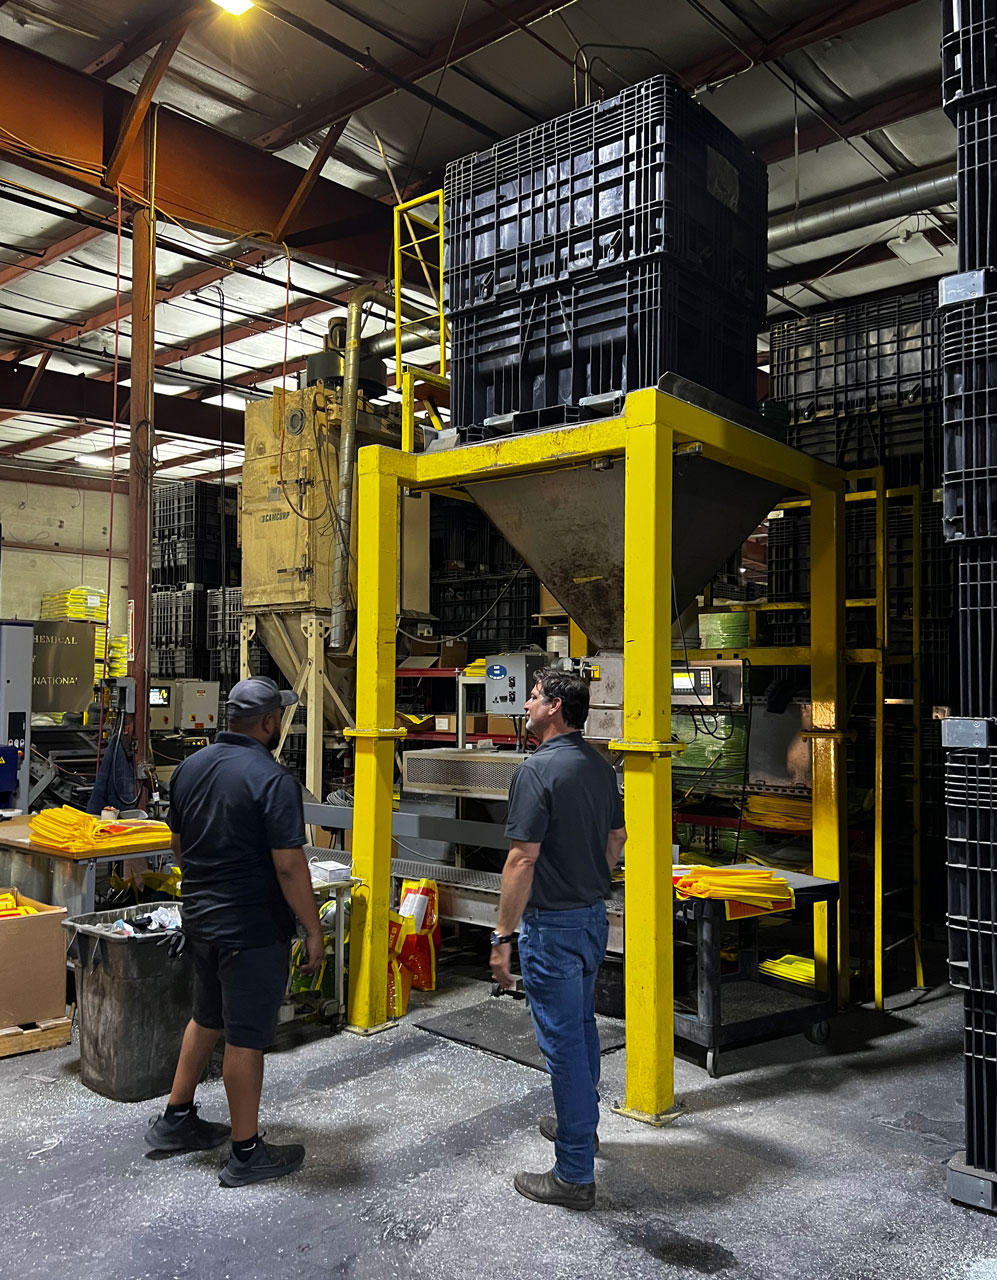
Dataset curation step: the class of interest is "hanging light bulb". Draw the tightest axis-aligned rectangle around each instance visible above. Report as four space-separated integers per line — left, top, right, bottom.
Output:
211 0 254 15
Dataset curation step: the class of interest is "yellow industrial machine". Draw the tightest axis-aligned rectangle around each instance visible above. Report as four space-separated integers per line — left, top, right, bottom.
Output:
239 288 435 794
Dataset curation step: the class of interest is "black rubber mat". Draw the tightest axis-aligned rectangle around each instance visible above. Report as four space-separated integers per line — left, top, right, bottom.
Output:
414 999 625 1071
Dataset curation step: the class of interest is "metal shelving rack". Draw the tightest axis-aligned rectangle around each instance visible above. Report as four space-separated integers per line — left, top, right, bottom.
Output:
683 469 924 1008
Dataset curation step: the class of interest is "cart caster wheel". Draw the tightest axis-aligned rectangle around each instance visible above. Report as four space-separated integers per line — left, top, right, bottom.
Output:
804 1020 831 1046
706 1048 720 1079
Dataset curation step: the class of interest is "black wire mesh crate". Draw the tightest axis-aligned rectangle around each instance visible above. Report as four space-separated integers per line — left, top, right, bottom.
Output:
943 0 997 114
152 537 240 589
955 540 997 716
941 294 997 539
150 586 207 649
206 587 242 649
443 74 767 316
963 988 997 1172
784 403 942 490
153 481 237 542
957 98 997 272
769 289 942 423
946 753 997 990
149 645 210 680
449 259 758 437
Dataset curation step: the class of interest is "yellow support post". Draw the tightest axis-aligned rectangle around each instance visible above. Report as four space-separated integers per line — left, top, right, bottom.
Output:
346 448 405 1032
614 389 679 1122
808 481 849 1002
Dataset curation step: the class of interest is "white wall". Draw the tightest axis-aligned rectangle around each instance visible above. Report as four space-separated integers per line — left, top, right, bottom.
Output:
0 479 130 634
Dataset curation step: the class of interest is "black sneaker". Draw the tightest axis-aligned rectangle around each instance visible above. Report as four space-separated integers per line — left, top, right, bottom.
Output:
514 1168 595 1210
145 1105 231 1153
219 1138 305 1188
539 1114 600 1153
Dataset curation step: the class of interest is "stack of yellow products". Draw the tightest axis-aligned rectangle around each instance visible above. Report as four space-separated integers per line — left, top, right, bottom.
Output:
0 890 37 917
673 865 794 915
742 795 812 831
41 586 107 622
94 632 128 680
29 806 172 854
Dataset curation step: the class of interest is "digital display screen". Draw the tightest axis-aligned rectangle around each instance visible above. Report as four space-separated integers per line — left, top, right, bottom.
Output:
673 672 695 691
150 686 171 708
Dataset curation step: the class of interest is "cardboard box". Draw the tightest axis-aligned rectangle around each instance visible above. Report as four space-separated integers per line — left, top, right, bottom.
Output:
486 714 517 736
0 888 67 1029
407 638 469 669
433 715 489 734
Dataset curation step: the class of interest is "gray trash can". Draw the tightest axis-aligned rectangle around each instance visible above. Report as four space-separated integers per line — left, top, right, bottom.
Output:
64 903 192 1103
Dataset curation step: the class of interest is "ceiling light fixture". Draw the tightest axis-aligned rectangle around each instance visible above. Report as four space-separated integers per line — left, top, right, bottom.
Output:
75 454 113 469
211 0 254 14
887 230 943 266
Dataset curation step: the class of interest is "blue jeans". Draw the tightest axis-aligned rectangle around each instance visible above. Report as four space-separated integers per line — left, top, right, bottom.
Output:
519 901 608 1184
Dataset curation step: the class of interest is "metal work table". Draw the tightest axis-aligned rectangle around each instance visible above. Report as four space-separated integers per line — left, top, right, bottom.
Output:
673 865 839 1077
0 817 172 918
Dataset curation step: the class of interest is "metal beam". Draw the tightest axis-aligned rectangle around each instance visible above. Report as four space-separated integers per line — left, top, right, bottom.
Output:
756 80 942 165
272 120 349 246
104 27 189 190
684 0 924 89
84 2 210 80
0 363 244 444
3 249 271 365
0 38 393 272
0 461 127 493
130 198 155 776
254 0 577 151
0 227 105 290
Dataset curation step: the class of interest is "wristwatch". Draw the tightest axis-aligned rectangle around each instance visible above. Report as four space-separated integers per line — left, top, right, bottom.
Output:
490 931 516 946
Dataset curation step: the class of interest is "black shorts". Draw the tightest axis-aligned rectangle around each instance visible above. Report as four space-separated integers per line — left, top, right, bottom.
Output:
186 937 290 1050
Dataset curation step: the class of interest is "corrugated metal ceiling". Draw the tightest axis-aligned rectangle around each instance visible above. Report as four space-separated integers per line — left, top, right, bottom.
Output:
0 0 955 474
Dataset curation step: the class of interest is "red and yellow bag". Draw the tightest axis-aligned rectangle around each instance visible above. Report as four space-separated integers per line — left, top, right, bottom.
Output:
386 910 414 1017
397 877 441 991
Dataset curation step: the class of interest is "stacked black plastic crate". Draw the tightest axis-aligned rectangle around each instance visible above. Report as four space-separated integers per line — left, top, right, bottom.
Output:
150 481 239 679
205 586 283 701
939 0 997 1207
443 75 767 441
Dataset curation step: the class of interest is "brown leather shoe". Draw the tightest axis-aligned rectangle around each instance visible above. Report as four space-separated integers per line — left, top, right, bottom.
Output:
539 1114 600 1153
514 1168 595 1210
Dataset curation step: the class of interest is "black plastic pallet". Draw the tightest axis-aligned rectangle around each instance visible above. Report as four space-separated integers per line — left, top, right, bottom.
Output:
962 989 997 1172
449 259 758 435
955 541 997 716
941 295 997 540
943 0 997 114
444 74 767 316
957 98 997 273
770 289 941 423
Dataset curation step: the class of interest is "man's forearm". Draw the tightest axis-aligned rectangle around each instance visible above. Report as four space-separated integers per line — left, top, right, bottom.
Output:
276 853 322 933
497 858 535 935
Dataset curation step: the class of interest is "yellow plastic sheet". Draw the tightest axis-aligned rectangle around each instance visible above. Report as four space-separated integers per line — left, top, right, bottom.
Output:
29 806 172 854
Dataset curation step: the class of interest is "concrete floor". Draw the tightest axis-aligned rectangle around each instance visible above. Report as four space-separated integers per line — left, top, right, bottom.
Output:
2 971 995 1280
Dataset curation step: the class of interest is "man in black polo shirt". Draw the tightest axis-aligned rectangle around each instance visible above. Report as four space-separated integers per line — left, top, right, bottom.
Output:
491 668 626 1210
144 677 324 1188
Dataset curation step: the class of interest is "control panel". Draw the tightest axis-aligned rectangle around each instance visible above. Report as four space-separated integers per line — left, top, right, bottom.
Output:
484 653 548 714
671 659 744 707
149 680 220 732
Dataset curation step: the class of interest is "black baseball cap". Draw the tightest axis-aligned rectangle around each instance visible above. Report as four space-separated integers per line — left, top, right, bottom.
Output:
226 676 298 719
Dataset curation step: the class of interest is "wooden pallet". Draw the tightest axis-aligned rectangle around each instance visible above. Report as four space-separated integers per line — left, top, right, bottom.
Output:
0 1016 72 1059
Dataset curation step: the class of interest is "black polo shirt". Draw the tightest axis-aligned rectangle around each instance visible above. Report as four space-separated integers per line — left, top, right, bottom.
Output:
505 732 625 911
167 731 305 947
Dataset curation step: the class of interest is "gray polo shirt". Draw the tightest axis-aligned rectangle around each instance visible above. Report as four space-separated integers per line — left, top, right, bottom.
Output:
505 731 624 911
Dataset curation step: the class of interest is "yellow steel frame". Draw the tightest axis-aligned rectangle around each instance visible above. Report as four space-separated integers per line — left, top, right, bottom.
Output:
393 190 446 382
349 387 846 1120
696 473 924 1008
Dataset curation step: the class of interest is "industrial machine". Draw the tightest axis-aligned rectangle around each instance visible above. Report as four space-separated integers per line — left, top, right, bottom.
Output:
483 653 548 713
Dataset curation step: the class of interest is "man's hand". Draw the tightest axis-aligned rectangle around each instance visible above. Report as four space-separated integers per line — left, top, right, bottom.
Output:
300 928 325 975
490 941 515 990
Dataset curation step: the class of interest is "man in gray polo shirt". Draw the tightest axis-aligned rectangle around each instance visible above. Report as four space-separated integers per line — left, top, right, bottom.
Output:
490 667 626 1210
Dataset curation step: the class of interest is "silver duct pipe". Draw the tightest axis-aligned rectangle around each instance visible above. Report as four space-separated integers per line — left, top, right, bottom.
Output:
329 286 439 650
361 322 441 360
768 165 957 253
